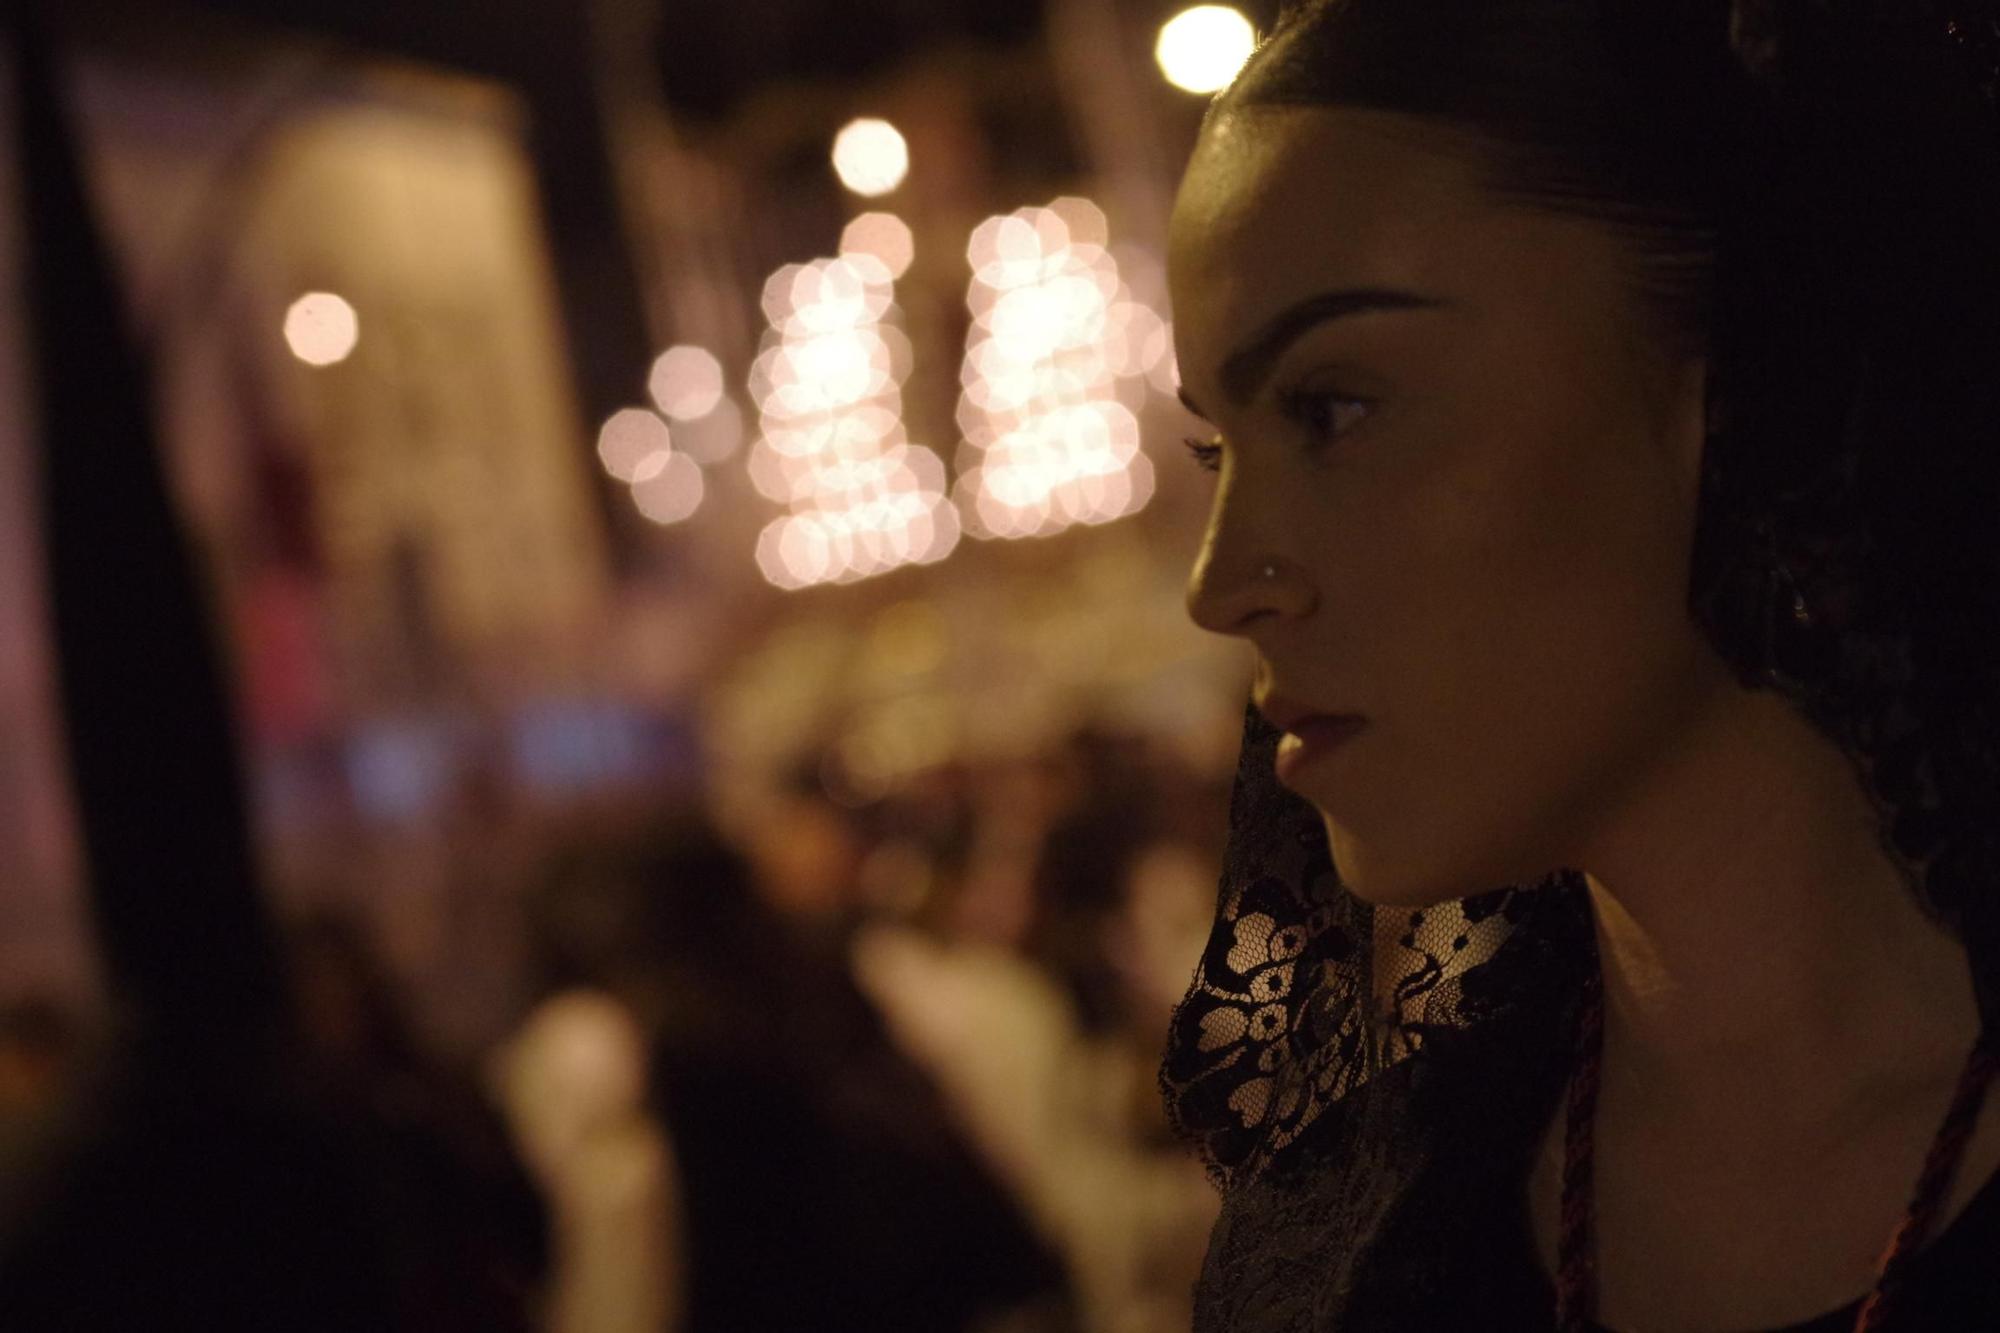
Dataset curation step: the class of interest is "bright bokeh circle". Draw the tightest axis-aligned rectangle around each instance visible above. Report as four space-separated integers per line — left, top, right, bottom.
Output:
831 118 910 197
283 292 359 367
1155 5 1257 95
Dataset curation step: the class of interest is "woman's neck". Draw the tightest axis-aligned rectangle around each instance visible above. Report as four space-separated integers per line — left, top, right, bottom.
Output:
1574 683 1981 1130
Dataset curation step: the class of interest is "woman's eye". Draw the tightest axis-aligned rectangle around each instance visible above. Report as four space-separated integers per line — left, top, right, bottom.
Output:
1180 391 1372 474
1280 387 1374 445
1183 435 1223 473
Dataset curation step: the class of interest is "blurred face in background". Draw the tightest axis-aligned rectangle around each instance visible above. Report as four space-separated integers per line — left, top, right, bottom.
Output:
1171 105 1726 908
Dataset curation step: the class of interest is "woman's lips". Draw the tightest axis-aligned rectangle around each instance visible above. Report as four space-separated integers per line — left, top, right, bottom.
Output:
1274 715 1368 786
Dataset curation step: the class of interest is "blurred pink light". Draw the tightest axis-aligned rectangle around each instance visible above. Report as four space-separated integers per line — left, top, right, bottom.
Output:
631 452 705 526
597 409 674 482
841 212 916 281
648 345 725 421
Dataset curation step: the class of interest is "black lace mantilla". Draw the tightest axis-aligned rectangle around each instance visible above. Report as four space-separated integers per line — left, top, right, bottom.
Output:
1160 702 1595 1195
1159 703 1598 1327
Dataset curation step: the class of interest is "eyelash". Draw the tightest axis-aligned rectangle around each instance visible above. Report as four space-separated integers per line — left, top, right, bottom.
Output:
1181 390 1373 474
1182 436 1224 472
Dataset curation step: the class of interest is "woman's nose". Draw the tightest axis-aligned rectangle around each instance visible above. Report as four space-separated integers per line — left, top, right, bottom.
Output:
1184 541 1318 636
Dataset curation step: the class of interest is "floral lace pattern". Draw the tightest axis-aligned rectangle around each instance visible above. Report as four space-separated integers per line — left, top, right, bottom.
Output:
1158 701 1598 1329
1160 702 1593 1195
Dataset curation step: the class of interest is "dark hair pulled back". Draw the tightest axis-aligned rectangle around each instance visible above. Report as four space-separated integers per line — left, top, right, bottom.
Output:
1224 0 2000 1024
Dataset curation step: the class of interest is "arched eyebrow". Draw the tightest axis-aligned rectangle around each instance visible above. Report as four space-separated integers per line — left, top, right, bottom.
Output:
1177 286 1452 418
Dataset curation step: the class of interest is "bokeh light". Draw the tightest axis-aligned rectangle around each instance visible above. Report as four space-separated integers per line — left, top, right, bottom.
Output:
1156 5 1258 95
596 408 674 483
840 212 916 282
283 292 359 367
631 450 706 526
749 250 958 590
953 200 1165 542
648 345 725 421
831 118 910 197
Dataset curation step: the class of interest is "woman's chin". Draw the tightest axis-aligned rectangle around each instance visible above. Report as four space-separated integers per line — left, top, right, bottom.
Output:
1323 818 1549 911
1324 828 1460 910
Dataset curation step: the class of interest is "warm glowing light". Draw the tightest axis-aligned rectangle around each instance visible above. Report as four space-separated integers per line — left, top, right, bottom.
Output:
648 345 725 421
841 212 916 281
748 245 951 589
831 118 910 197
954 199 1165 543
631 451 705 525
597 409 674 482
284 292 359 366
1156 5 1257 94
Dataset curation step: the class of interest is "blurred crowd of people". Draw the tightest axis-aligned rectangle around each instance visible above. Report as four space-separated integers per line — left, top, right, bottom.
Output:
0 725 1227 1332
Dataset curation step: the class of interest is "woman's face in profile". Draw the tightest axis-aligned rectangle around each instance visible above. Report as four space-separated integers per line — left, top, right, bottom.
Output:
1170 105 1729 907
